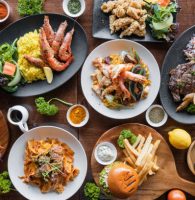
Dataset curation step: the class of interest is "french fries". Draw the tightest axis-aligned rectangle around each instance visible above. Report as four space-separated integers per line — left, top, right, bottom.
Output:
122 133 161 187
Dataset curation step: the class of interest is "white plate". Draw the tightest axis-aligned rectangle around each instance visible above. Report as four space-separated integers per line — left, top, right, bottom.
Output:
8 126 87 200
81 39 160 119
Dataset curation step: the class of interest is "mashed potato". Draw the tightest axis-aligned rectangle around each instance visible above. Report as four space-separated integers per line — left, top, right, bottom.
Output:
17 30 45 83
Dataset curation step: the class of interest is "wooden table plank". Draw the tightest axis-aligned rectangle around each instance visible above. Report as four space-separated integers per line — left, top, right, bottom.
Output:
0 0 195 200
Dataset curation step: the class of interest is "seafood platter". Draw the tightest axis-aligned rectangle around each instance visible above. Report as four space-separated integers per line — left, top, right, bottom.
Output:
0 0 195 200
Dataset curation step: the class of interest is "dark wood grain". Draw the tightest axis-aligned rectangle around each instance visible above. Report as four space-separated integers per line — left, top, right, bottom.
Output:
0 0 195 200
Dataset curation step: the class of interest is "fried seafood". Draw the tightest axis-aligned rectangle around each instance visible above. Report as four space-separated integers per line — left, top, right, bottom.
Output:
24 16 74 72
101 0 147 38
51 20 68 56
43 16 55 46
91 49 150 108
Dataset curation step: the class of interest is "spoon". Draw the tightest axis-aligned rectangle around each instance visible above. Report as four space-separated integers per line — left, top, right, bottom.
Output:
187 140 195 175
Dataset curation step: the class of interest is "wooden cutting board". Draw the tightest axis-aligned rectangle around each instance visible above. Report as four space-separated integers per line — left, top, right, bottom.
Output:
0 111 9 158
91 123 195 200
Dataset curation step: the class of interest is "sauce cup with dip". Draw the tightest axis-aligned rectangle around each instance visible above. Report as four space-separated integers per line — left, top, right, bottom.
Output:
94 142 117 165
63 0 86 18
0 0 10 23
67 104 89 127
146 104 168 127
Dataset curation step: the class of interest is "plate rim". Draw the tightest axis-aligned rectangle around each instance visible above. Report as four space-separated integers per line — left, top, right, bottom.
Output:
7 125 88 200
0 13 89 97
81 39 161 119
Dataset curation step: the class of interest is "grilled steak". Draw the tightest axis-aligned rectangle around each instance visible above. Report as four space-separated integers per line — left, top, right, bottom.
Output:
169 62 195 102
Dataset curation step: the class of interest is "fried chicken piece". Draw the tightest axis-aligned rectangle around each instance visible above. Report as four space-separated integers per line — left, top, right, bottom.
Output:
120 21 140 38
126 7 144 20
109 15 117 34
130 0 146 9
112 6 126 18
112 17 134 32
101 1 116 13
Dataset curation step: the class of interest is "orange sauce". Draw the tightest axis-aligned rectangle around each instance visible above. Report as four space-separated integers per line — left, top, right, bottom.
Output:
0 3 7 20
69 106 86 124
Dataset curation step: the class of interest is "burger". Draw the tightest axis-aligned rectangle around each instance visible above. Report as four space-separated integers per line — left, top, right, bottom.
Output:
99 162 139 199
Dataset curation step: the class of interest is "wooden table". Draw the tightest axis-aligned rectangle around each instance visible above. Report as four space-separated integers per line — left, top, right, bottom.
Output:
0 0 194 200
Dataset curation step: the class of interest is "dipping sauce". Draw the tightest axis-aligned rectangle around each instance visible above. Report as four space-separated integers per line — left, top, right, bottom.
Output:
149 107 165 123
0 3 7 20
69 105 86 124
68 0 81 14
97 145 114 162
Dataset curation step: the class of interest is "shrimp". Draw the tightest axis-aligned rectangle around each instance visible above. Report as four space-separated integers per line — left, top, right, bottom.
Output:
43 16 55 46
51 21 68 56
122 71 148 84
40 28 73 71
24 55 47 68
118 76 131 100
58 28 74 62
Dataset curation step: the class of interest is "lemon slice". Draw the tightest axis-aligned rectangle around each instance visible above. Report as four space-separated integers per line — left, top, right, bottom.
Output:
43 67 53 84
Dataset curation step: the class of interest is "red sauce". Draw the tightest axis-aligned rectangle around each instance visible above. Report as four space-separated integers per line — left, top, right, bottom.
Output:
0 3 8 20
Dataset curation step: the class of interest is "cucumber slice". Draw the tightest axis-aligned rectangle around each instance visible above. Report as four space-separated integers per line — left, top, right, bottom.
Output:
8 63 21 87
152 14 173 30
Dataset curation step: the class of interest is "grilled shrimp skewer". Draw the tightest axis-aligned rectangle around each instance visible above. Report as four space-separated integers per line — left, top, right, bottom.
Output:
43 16 55 46
24 55 47 68
40 28 73 72
58 28 74 62
51 21 68 56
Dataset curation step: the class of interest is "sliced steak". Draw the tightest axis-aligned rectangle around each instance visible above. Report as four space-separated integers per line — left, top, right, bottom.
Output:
169 62 195 102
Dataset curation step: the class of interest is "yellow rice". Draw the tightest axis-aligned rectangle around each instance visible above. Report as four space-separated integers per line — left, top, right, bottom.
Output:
17 30 45 83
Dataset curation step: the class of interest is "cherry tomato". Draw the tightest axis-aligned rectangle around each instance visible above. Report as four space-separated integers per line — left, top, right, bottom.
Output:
158 0 170 7
167 190 186 200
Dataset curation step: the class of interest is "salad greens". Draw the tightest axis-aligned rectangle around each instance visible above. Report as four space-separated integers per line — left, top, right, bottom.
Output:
0 39 22 92
84 182 101 200
18 0 45 16
186 104 195 114
117 129 137 148
146 2 178 41
0 171 12 194
35 97 73 116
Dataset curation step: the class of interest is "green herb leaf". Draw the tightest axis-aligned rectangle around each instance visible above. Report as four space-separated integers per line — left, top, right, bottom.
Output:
0 171 12 194
84 182 101 200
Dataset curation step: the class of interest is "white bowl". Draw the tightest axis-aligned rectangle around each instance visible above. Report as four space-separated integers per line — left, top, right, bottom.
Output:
94 142 117 165
8 126 88 200
145 104 168 127
62 0 86 18
0 0 10 23
81 39 161 119
66 104 89 127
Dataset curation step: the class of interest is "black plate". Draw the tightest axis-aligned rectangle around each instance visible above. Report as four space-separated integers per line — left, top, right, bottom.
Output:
92 0 177 42
160 25 195 124
0 13 88 97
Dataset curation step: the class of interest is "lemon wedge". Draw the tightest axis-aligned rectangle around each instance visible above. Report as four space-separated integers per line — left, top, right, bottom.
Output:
43 67 53 84
168 129 192 149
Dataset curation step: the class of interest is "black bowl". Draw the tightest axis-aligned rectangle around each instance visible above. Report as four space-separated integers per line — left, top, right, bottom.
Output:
0 13 88 97
160 25 195 124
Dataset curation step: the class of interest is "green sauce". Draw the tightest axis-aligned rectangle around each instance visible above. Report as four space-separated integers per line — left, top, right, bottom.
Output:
68 0 81 14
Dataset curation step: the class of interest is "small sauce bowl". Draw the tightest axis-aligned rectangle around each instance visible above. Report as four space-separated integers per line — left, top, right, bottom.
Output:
146 104 168 127
62 0 86 18
94 142 117 165
66 104 89 128
0 0 10 23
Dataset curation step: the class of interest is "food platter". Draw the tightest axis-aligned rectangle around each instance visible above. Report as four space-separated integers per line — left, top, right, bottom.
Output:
0 13 88 97
8 126 87 200
91 123 195 199
81 39 160 119
92 0 178 42
160 25 195 124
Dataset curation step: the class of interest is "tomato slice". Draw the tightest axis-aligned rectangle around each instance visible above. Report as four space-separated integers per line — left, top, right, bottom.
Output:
158 0 170 7
3 62 16 76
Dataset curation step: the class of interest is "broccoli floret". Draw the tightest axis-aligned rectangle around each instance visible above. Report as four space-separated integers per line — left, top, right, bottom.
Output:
117 129 137 148
84 182 101 200
0 171 12 194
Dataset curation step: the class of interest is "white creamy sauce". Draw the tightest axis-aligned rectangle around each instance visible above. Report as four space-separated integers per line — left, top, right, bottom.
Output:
97 145 114 162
